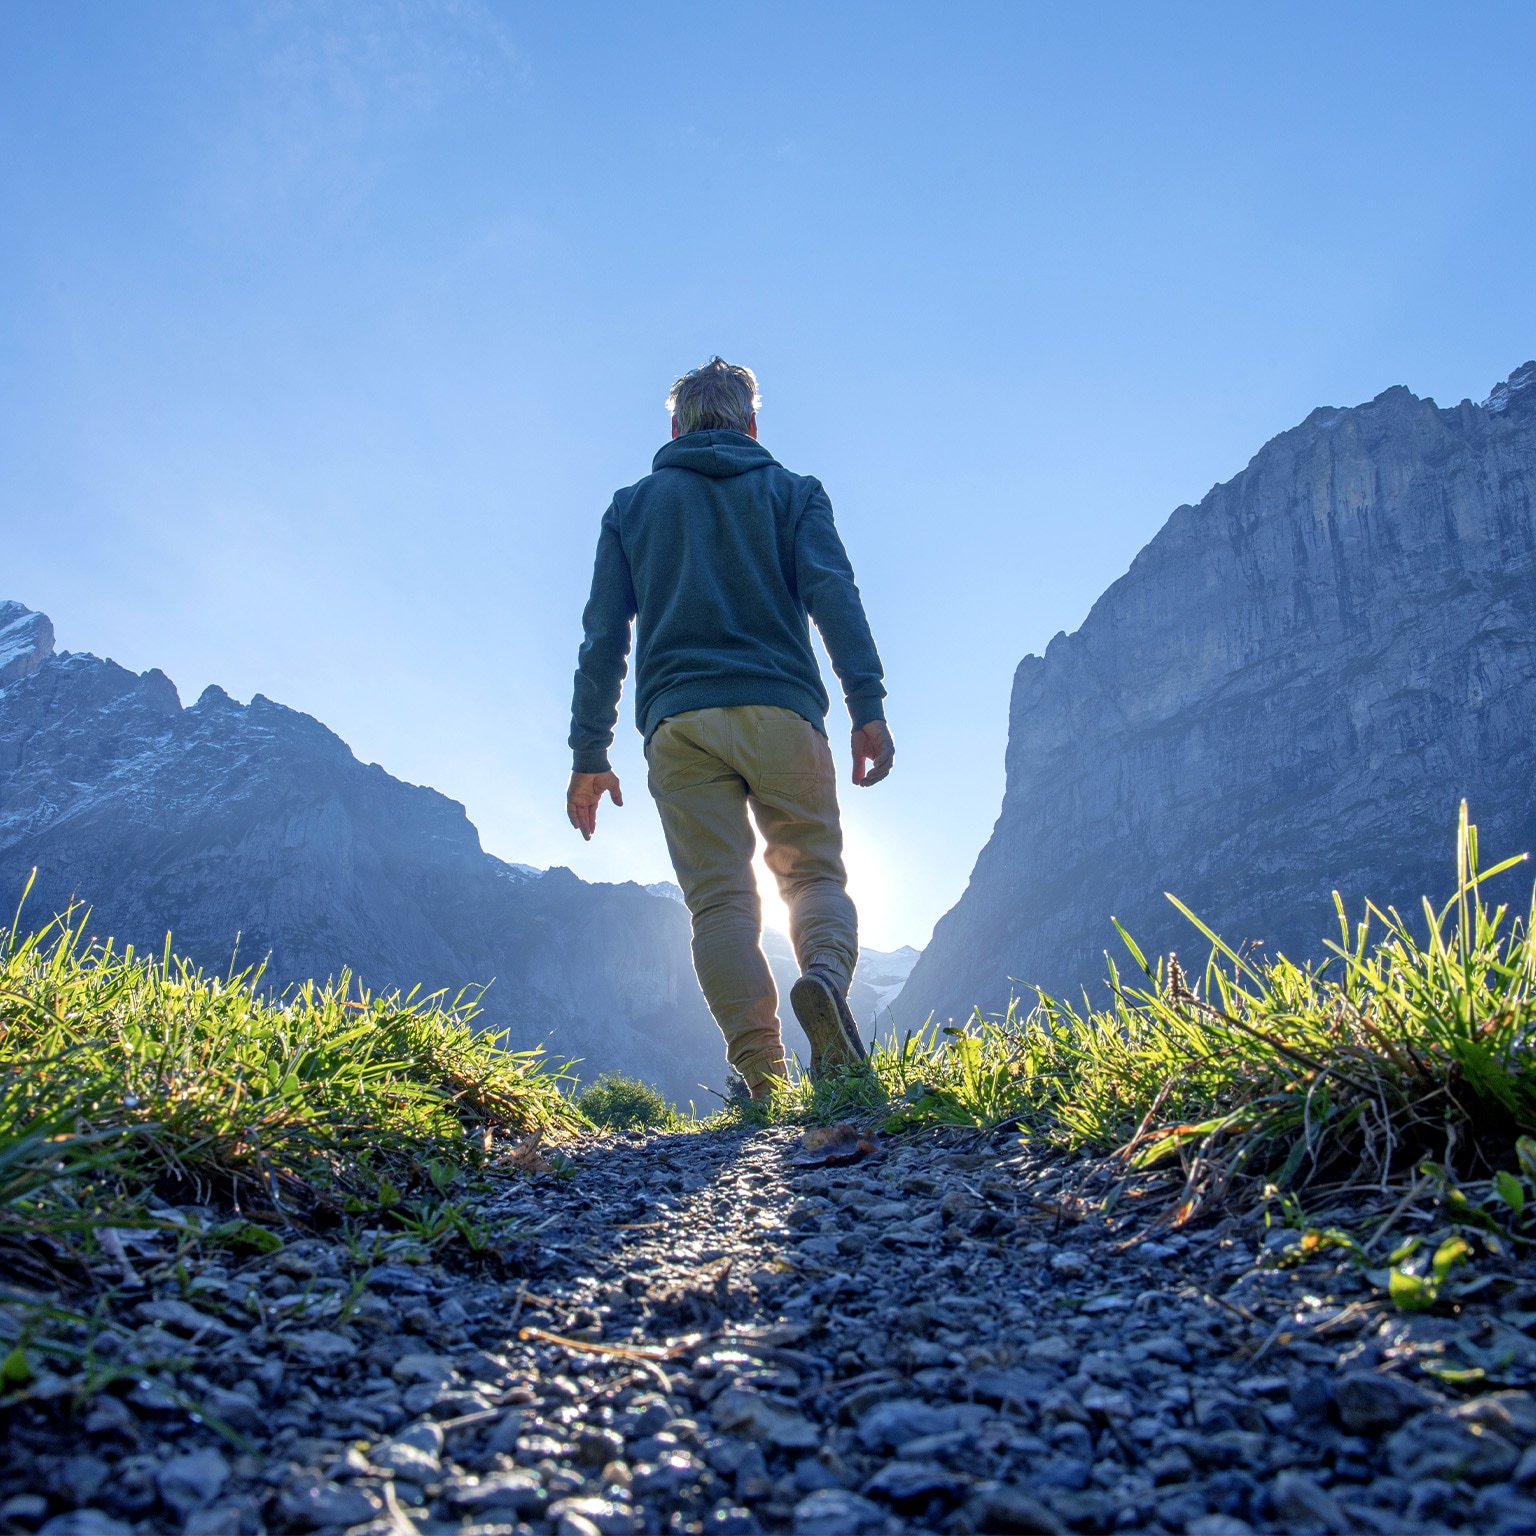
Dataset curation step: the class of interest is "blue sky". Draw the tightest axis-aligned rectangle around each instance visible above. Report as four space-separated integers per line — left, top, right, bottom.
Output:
3 3 1533 950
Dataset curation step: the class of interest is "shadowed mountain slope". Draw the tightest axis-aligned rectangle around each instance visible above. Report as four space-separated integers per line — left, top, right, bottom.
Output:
898 361 1536 1026
0 604 724 1104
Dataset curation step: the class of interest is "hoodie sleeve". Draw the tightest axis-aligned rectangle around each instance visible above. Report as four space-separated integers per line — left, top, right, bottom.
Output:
569 502 637 773
794 482 887 730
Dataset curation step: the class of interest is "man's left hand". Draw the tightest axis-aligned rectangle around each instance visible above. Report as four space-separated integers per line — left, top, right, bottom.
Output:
852 721 895 786
567 771 623 840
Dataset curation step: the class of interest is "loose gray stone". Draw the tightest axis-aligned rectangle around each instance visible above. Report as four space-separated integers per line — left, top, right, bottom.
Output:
960 1486 1066 1534
1386 1410 1522 1484
373 1418 444 1479
451 1469 548 1515
156 1448 230 1516
37 1515 134 1536
1033 1457 1091 1491
577 1426 627 1465
713 1388 820 1450
792 1488 886 1536
391 1350 456 1385
855 1396 955 1451
968 1367 1052 1409
1453 1390 1536 1447
862 1460 970 1506
1142 1334 1193 1367
1156 1486 1210 1529
485 1408 528 1453
1517 1443 1536 1486
52 1455 109 1507
197 1384 263 1433
284 1328 357 1365
1 1495 48 1526
1269 1471 1348 1534
1472 1484 1536 1531
277 1477 383 1529
134 1299 235 1339
1334 1369 1438 1433
182 1504 252 1536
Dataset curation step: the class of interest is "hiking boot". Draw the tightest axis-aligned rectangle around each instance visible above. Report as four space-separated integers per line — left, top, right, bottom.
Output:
790 966 868 1077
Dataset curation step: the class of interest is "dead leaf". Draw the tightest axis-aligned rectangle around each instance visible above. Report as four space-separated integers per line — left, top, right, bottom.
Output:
500 1130 551 1174
792 1123 879 1168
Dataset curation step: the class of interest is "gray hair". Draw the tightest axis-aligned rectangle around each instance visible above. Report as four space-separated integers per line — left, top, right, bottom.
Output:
666 357 760 435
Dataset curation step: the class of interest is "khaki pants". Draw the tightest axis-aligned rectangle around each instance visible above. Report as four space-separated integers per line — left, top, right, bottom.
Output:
646 705 858 1091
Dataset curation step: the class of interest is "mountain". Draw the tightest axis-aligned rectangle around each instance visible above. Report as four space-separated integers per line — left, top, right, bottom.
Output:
898 361 1536 1026
0 603 727 1103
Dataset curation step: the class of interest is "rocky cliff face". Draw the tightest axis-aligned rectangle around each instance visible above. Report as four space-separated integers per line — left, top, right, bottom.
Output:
898 361 1536 1026
0 604 725 1103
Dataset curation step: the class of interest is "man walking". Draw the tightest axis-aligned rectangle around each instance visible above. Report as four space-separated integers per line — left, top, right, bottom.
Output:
567 357 893 1098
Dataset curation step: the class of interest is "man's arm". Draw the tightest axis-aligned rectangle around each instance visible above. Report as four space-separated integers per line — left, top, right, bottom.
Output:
567 505 635 837
794 484 893 785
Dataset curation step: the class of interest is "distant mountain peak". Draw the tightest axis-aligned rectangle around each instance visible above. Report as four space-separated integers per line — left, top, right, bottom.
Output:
0 601 54 688
1484 360 1536 415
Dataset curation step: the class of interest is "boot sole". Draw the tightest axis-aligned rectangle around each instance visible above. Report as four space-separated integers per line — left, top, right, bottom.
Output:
790 974 868 1077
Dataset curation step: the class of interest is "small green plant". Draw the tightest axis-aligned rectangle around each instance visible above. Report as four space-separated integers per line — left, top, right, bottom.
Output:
394 1197 499 1254
1385 1234 1473 1312
574 1072 683 1131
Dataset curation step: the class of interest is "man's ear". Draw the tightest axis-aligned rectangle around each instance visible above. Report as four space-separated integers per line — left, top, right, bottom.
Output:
671 415 680 440
747 414 758 440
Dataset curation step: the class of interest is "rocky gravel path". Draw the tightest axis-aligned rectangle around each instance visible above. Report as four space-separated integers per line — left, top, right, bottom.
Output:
8 1123 1536 1535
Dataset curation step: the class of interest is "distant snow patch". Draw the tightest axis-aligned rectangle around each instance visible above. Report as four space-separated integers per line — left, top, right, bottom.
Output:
494 862 542 883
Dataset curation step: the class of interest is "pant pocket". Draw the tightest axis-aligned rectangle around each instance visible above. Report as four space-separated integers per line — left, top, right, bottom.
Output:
753 708 827 772
757 771 820 803
648 722 731 796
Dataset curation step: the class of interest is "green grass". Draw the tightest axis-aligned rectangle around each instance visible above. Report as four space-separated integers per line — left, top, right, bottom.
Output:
0 895 581 1269
574 1071 685 1131
8 803 1534 1272
754 805 1536 1216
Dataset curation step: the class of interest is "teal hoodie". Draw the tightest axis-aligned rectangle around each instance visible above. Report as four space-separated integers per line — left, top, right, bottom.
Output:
570 430 886 773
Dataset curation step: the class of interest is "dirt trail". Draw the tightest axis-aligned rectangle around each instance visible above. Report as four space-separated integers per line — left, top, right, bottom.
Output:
6 1124 1536 1535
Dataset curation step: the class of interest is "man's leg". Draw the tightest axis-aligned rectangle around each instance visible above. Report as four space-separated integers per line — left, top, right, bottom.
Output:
739 707 863 1069
647 712 787 1095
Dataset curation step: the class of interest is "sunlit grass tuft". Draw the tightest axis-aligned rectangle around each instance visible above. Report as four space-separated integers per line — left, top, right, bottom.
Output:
743 806 1536 1220
0 892 581 1263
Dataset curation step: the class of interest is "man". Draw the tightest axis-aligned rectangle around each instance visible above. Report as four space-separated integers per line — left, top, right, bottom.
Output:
566 357 894 1098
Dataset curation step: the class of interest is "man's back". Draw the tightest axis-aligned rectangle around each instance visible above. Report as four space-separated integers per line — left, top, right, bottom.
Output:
571 428 884 773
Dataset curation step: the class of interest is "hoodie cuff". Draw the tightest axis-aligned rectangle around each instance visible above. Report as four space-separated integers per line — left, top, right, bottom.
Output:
846 695 886 732
572 750 613 775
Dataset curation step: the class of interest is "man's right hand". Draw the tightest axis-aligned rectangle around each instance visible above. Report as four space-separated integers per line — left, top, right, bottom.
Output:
851 720 894 786
567 771 623 840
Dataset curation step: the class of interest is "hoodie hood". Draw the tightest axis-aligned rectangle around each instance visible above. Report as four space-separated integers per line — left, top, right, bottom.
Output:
652 430 779 478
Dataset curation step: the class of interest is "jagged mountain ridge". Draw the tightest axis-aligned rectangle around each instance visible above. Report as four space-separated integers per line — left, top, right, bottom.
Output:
0 604 918 1099
898 361 1536 1025
0 605 727 1102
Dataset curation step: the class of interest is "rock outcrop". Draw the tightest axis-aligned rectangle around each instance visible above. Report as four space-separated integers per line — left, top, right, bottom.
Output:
0 606 727 1103
899 362 1536 1025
